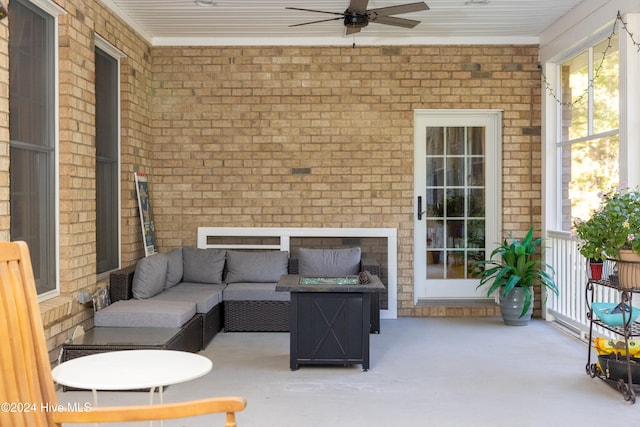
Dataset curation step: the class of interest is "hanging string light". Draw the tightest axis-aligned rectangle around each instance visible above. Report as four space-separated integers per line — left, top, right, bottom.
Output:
617 10 640 51
541 11 640 108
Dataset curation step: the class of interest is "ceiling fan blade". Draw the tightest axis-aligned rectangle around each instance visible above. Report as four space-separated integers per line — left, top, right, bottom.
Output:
347 0 370 14
367 2 429 18
288 16 343 27
285 7 343 16
370 15 421 28
345 25 362 35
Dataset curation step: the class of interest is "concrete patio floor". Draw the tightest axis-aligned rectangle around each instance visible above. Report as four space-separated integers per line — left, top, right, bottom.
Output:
56 317 639 426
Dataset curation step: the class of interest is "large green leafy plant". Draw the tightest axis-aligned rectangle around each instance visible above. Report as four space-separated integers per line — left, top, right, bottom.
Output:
573 187 640 261
474 227 558 317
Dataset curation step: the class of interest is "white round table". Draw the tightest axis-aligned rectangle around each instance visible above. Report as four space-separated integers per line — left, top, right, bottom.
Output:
52 349 212 406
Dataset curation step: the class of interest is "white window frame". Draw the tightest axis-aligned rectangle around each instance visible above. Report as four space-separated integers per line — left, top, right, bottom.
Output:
542 12 640 234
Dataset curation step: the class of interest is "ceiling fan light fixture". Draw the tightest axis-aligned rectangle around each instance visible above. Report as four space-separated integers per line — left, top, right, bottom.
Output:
194 0 217 7
287 1 429 33
344 11 368 28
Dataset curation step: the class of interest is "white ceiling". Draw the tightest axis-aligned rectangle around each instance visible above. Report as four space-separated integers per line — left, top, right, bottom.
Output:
99 0 586 46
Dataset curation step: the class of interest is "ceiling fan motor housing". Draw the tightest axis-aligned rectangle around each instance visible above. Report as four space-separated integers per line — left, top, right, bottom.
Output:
344 11 369 28
286 1 429 32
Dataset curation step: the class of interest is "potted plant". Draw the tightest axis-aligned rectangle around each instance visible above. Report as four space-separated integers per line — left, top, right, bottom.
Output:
473 227 558 326
586 258 604 281
573 187 640 287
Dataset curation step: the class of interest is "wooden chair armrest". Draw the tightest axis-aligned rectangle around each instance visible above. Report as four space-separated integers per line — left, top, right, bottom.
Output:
52 396 247 426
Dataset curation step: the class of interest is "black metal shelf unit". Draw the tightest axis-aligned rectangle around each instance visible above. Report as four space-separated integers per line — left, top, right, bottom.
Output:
585 277 640 403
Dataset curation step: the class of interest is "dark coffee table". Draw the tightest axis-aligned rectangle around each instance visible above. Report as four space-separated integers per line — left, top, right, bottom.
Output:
61 327 184 390
276 274 385 371
62 327 184 359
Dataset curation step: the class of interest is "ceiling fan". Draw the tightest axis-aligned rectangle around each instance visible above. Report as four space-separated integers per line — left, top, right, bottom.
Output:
286 0 430 34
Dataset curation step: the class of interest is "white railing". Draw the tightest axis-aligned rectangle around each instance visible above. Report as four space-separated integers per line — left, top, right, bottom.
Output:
546 231 619 339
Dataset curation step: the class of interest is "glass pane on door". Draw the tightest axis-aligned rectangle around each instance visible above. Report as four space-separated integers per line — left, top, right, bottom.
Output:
424 126 486 280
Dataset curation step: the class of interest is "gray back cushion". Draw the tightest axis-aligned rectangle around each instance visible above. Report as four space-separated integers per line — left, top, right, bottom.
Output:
225 250 289 283
165 247 183 289
182 247 226 284
132 253 168 299
298 247 361 276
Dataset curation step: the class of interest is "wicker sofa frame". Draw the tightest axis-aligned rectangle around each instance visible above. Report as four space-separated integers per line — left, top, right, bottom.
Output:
222 258 381 333
107 255 381 338
108 265 219 351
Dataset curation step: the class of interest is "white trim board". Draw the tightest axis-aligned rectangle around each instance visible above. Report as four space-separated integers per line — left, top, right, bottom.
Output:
197 227 397 320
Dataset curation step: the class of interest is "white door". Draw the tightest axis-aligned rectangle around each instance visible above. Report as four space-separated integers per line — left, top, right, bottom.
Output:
414 110 502 302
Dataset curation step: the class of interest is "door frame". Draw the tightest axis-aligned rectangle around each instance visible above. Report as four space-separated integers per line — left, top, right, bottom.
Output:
413 109 503 303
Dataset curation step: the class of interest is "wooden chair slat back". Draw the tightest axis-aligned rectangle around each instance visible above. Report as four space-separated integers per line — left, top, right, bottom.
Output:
0 241 57 427
0 241 247 427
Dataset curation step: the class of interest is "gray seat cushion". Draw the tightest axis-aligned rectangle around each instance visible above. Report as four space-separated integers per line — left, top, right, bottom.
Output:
151 282 225 313
223 282 290 302
298 247 361 276
94 300 196 328
225 250 289 283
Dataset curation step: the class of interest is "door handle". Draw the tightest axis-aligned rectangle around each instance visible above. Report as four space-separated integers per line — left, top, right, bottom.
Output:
418 196 426 220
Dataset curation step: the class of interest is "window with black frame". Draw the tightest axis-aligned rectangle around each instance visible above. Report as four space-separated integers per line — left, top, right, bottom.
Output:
95 44 120 275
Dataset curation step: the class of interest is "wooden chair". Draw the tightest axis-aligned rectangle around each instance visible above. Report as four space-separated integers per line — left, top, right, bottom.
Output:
0 241 246 427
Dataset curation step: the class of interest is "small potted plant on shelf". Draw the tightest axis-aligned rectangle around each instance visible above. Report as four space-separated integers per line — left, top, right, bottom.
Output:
473 227 558 326
573 186 640 287
571 216 606 280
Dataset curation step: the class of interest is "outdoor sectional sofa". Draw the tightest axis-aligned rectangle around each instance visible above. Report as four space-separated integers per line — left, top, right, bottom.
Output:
95 247 381 354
